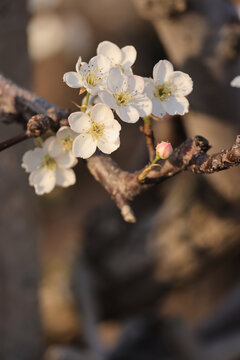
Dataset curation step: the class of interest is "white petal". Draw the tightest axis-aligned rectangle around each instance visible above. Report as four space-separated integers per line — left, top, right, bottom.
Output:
128 75 144 93
79 62 89 76
56 126 77 140
116 105 139 123
121 45 137 68
169 71 193 96
98 91 116 109
103 120 121 142
63 71 83 88
97 136 120 154
144 78 155 99
231 75 240 88
153 60 174 83
42 136 55 153
89 54 111 74
91 103 114 126
72 134 97 159
97 41 122 65
22 148 44 172
56 151 78 168
48 138 63 157
163 96 189 115
56 168 76 187
75 56 82 72
132 94 152 117
151 98 167 118
68 112 91 134
107 67 127 93
30 168 56 195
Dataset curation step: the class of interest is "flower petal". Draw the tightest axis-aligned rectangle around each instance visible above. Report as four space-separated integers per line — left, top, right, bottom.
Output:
97 136 120 154
42 136 55 153
231 75 240 88
75 56 82 72
56 126 78 140
29 167 56 195
97 41 122 65
68 112 91 134
22 148 44 172
163 96 189 115
89 54 111 74
107 67 127 93
91 103 114 126
169 71 193 96
103 120 121 142
151 98 166 118
98 90 117 109
57 151 78 168
116 105 139 123
121 45 137 68
72 134 97 159
56 168 76 187
63 71 83 88
128 75 144 93
132 94 152 117
48 138 63 157
153 60 173 83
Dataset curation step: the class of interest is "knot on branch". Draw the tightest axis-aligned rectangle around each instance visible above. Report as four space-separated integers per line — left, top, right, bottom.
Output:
27 114 51 137
193 135 211 152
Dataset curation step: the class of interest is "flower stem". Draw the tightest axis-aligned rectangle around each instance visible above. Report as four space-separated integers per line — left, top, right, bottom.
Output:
138 154 160 182
82 92 90 112
143 116 151 124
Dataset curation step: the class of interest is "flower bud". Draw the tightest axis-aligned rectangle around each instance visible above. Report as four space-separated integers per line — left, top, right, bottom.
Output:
156 141 173 159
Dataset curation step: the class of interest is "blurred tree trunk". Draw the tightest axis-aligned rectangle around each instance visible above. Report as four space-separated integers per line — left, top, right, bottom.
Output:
0 0 43 358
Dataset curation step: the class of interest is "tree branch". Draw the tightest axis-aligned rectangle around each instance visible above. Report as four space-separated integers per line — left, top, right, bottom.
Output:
0 73 239 222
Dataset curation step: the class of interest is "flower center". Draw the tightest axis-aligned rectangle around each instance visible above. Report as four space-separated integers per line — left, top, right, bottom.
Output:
41 155 56 170
154 83 174 101
114 91 133 106
88 121 104 140
61 136 73 150
84 68 100 87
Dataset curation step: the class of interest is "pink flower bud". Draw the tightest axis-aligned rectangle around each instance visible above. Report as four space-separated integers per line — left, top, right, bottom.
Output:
156 141 173 159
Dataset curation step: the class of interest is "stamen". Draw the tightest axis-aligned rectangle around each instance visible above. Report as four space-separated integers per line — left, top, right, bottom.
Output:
61 136 73 150
154 82 176 101
40 155 56 170
88 121 104 140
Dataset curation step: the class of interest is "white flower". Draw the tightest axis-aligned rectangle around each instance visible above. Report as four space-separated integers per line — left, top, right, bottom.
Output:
231 76 240 88
22 137 77 195
145 60 193 118
97 40 137 74
48 126 77 157
68 103 121 159
63 54 111 95
99 67 152 123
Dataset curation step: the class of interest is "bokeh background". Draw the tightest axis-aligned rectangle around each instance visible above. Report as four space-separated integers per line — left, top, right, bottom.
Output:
0 0 240 359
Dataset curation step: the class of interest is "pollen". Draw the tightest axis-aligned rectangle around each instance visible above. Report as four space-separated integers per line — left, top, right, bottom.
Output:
84 68 100 87
61 136 73 150
154 83 175 101
114 91 133 106
88 121 104 140
41 155 56 170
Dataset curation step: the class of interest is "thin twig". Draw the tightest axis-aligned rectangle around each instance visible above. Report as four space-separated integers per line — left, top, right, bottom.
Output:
0 132 28 151
140 116 155 162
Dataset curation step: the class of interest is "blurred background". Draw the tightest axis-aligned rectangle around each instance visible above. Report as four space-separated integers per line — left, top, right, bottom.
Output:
0 0 240 359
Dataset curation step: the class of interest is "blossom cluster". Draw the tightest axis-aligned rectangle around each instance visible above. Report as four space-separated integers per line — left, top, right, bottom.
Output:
22 40 194 195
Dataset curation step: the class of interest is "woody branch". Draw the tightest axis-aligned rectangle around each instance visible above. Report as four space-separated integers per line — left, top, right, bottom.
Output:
0 73 239 222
